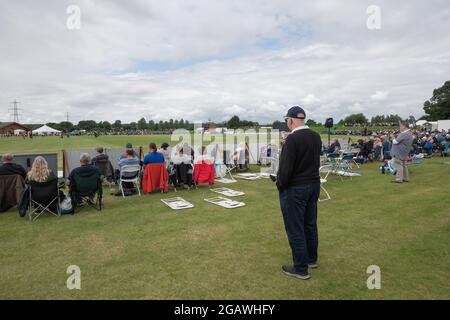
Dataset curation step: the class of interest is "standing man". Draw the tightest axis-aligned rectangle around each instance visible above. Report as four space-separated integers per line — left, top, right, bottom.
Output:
276 106 322 280
391 121 413 183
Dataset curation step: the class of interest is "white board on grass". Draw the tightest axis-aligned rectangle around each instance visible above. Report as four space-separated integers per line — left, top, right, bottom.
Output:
216 178 237 184
204 196 246 209
161 197 194 210
210 187 245 197
334 170 362 177
236 173 261 180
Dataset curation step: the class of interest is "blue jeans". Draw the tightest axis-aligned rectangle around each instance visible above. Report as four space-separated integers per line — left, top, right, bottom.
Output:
279 183 320 273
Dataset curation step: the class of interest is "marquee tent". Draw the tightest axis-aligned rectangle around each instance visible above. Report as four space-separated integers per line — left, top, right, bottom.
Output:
32 125 61 135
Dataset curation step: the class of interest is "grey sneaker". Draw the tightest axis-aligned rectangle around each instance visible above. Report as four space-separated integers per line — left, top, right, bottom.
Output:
281 265 311 280
308 262 319 269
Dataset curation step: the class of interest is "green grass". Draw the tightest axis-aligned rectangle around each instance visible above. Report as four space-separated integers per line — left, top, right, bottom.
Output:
0 135 449 299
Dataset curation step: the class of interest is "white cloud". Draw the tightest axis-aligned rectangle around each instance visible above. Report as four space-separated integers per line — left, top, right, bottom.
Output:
1 0 450 124
302 94 321 105
370 91 389 101
348 103 365 113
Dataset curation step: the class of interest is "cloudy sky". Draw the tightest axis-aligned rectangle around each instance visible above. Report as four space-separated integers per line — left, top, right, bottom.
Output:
1 0 449 124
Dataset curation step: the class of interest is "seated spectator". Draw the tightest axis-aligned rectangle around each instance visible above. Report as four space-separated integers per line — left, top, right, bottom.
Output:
144 143 165 165
92 147 114 183
26 156 57 183
116 149 140 196
67 153 101 186
411 134 420 155
67 153 102 205
196 145 213 162
120 143 136 160
374 137 383 161
436 133 445 144
327 139 341 154
159 142 171 164
119 149 140 172
0 154 27 179
91 147 109 165
358 139 370 159
422 137 433 157
367 137 375 154
443 134 450 157
382 136 392 160
179 142 194 160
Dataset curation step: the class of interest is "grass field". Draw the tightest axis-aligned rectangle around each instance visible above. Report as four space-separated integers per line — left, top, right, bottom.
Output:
0 135 449 299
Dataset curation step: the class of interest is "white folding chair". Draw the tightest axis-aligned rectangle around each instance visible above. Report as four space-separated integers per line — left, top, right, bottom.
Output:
119 164 142 198
215 163 236 181
222 150 237 179
349 148 361 168
319 165 332 202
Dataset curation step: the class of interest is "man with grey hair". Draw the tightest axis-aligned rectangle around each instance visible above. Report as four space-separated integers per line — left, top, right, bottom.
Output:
66 153 102 206
0 153 27 179
67 153 101 186
276 106 322 280
391 121 413 183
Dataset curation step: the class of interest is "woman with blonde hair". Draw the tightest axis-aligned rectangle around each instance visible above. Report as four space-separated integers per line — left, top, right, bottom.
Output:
26 156 56 183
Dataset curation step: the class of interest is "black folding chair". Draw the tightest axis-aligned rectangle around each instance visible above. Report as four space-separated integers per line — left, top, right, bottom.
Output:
28 179 61 222
94 160 115 189
71 171 103 211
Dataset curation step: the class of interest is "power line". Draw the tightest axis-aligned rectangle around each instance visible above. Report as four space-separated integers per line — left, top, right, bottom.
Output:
8 100 23 123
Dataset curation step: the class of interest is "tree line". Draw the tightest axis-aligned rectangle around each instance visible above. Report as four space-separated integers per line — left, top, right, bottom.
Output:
338 113 405 126
45 118 195 132
45 116 259 133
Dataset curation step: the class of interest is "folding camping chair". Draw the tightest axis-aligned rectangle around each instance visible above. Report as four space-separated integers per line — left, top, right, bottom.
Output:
319 165 332 202
193 159 215 188
71 170 103 211
215 163 236 182
142 163 169 194
215 150 237 183
338 154 358 178
349 148 361 168
0 174 24 212
161 197 194 210
28 179 61 221
119 164 142 198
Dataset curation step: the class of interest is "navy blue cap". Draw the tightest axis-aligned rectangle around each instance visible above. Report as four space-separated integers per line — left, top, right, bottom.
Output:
126 143 133 148
285 106 306 119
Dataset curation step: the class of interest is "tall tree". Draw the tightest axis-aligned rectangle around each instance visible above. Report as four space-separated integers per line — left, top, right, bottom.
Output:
59 121 74 132
148 120 155 130
78 120 98 131
423 80 450 121
227 115 241 129
113 120 122 130
101 121 112 131
342 113 368 126
137 117 148 130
